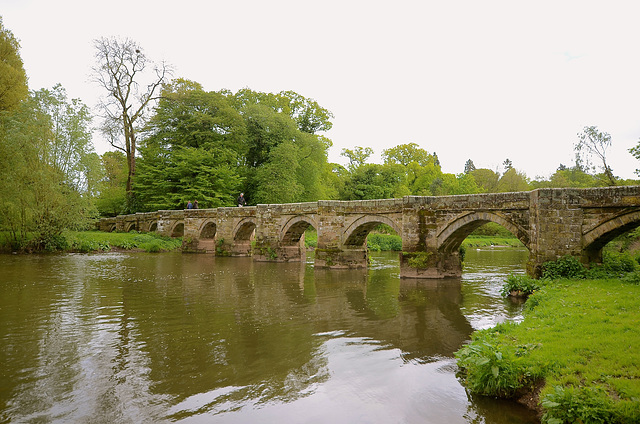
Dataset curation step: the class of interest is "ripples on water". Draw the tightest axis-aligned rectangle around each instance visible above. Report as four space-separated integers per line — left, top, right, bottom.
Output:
0 248 538 423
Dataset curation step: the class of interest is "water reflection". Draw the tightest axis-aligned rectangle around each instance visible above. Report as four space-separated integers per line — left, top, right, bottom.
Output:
0 249 538 423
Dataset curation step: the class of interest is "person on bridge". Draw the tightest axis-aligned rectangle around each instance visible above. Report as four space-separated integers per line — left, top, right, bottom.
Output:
187 200 193 209
194 200 199 209
237 193 246 207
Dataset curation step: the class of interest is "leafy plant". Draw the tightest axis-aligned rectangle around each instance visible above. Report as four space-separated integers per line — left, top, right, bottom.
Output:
500 274 540 297
404 251 432 268
541 255 587 279
455 335 533 398
367 233 402 251
542 386 615 424
586 251 638 278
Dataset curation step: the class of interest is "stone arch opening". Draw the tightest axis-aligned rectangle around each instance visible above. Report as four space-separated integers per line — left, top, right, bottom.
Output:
171 222 185 237
233 219 256 241
437 212 529 254
149 222 158 232
196 221 217 253
200 221 216 239
281 215 318 246
582 211 640 263
108 224 116 233
343 215 401 247
125 222 137 233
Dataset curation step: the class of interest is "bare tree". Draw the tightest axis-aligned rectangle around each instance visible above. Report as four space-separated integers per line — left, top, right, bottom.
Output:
92 37 171 200
575 126 616 186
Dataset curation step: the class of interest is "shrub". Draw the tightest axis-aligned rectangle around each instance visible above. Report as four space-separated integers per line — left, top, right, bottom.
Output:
542 386 615 424
367 233 402 251
142 240 162 253
541 255 586 280
455 333 535 398
586 251 638 279
500 274 540 297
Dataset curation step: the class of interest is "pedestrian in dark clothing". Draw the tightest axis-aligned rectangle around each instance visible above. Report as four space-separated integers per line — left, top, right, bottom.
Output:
237 193 246 207
194 200 199 209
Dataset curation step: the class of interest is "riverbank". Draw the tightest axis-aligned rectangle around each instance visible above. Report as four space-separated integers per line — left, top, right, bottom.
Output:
456 274 640 423
0 230 183 253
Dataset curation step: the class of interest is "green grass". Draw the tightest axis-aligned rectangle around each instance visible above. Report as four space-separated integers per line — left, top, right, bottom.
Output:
456 277 640 423
64 230 183 253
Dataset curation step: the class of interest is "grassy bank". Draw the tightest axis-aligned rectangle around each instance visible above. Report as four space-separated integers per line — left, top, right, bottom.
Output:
1 230 183 253
456 262 640 423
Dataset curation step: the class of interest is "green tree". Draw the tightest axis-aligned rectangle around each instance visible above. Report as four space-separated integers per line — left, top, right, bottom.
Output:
0 86 97 249
96 151 127 216
340 163 407 200
341 146 373 172
253 141 303 204
136 81 246 210
237 92 332 203
628 137 640 178
92 37 172 204
231 88 333 134
0 18 28 112
464 159 476 174
575 126 616 186
471 168 500 192
496 167 530 192
382 143 433 167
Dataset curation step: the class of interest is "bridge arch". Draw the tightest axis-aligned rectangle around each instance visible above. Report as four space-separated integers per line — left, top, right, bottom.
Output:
343 215 401 247
233 218 256 241
437 211 530 254
149 222 158 232
199 220 217 239
125 222 137 233
170 221 185 237
582 210 640 263
281 215 318 246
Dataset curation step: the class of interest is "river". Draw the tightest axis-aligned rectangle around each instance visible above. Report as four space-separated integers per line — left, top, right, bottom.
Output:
0 247 539 423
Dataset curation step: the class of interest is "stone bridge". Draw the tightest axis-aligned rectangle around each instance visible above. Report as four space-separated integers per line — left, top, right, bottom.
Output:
97 186 640 278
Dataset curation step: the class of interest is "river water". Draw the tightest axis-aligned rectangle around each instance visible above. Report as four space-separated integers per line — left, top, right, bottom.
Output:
0 248 539 423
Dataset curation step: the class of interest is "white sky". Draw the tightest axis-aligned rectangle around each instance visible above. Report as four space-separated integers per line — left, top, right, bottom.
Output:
4 0 640 179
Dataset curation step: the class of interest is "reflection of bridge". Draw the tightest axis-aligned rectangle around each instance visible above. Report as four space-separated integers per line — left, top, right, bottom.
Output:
98 186 640 278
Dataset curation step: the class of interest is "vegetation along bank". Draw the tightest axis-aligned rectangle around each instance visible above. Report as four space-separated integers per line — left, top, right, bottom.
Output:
456 249 640 424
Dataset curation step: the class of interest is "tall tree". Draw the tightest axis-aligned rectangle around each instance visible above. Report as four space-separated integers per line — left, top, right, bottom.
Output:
231 88 333 134
575 126 616 186
496 167 530 192
96 151 127 216
92 37 171 204
464 159 476 174
341 146 373 172
471 168 500 193
0 86 97 248
136 79 246 209
628 137 640 178
382 143 433 167
0 18 28 112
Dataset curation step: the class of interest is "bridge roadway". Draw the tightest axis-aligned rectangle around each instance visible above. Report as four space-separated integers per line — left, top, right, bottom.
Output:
98 186 640 278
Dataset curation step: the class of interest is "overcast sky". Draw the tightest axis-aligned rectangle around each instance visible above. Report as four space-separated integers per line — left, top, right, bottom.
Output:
4 0 640 179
